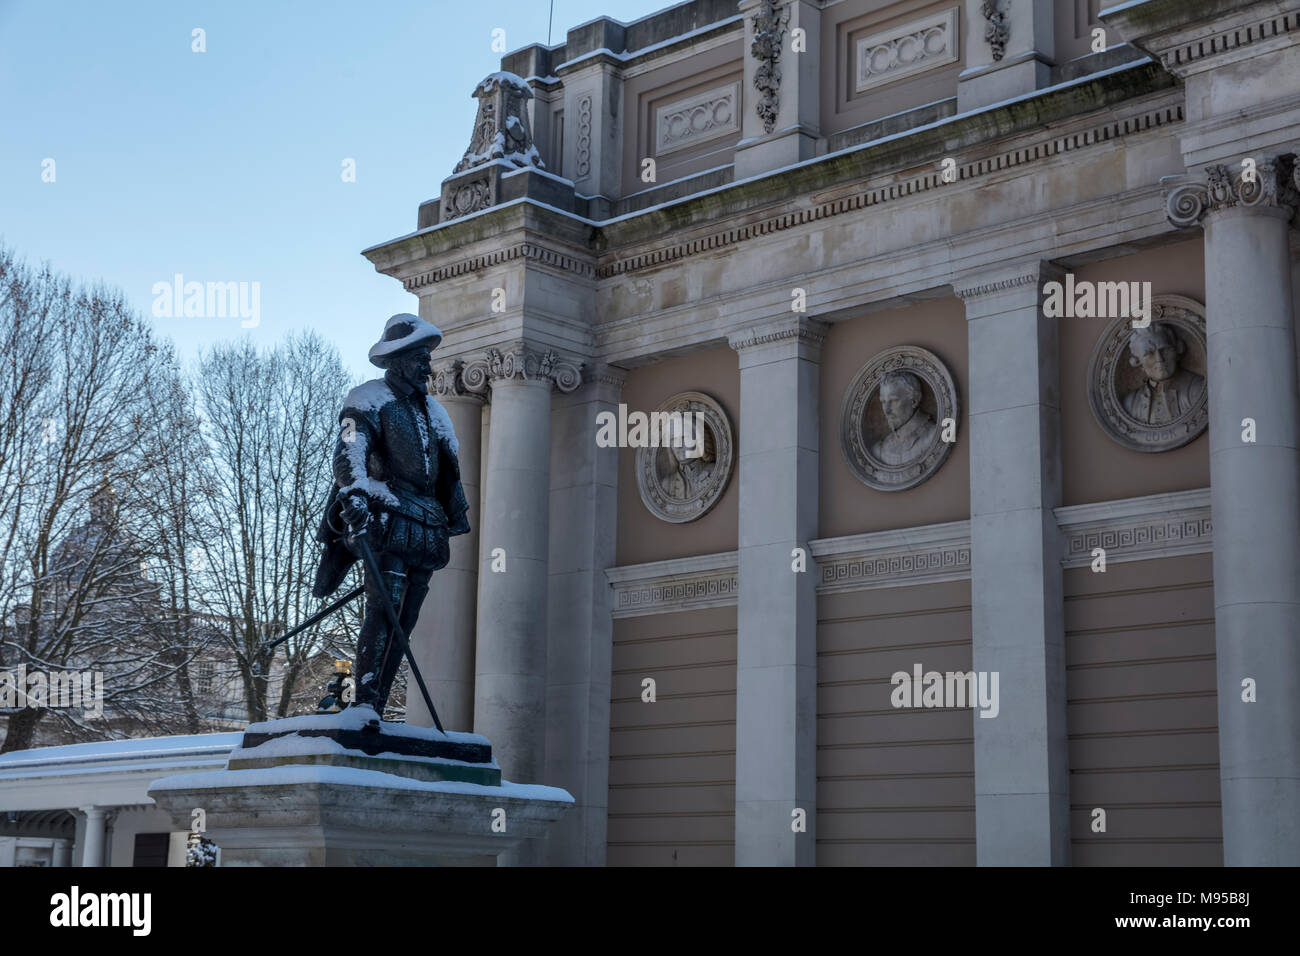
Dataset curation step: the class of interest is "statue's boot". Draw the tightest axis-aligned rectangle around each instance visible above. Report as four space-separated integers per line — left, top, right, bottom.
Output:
374 567 434 717
356 569 407 713
370 570 410 715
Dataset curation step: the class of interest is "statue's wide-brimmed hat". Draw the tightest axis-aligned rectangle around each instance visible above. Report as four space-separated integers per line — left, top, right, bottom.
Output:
368 313 444 368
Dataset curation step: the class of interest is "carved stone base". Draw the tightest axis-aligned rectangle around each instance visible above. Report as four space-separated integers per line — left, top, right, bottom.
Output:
147 710 572 866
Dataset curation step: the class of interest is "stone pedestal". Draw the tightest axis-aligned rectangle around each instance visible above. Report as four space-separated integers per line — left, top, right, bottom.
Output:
147 709 571 867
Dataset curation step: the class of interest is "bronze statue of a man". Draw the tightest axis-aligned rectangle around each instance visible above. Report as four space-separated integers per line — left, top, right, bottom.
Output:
313 314 469 714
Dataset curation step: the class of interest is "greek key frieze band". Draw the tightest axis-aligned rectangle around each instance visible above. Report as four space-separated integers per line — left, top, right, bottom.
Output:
800 491 1214 593
605 552 739 618
810 521 972 593
1055 489 1212 569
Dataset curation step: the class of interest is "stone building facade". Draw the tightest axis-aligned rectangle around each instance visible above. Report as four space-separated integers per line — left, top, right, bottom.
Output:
365 0 1300 866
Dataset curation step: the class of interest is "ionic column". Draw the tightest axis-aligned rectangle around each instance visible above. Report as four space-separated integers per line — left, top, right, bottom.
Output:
1166 157 1300 865
405 359 487 733
956 262 1070 866
728 316 824 867
473 345 581 788
544 365 623 866
80 806 107 867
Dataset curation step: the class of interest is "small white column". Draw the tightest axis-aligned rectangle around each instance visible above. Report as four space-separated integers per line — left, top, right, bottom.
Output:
1167 158 1300 865
80 806 107 867
728 316 824 867
956 262 1070 866
408 361 486 733
52 838 73 868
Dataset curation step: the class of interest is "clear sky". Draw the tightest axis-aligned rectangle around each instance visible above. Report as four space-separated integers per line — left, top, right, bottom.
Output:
1 0 674 380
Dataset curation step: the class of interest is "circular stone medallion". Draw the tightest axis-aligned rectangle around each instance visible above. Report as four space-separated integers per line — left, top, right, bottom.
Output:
1087 295 1208 453
841 345 958 492
636 391 735 523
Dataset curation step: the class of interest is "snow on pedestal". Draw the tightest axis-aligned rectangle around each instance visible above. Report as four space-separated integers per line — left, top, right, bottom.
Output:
147 708 572 866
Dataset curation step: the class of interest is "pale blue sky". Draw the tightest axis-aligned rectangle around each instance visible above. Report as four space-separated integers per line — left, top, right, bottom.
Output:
1 0 673 379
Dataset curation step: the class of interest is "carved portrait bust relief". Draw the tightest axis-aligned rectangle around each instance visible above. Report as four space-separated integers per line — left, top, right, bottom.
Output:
636 391 735 523
841 346 958 492
1087 295 1209 452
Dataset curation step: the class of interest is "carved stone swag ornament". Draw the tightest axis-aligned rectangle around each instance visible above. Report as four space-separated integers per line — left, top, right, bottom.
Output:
751 0 790 135
981 0 1009 63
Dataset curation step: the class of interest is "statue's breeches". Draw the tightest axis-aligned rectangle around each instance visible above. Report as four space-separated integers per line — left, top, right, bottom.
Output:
375 511 450 571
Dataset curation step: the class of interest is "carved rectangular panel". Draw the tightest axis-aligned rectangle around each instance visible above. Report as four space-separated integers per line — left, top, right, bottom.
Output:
854 7 959 94
653 81 740 156
606 552 739 618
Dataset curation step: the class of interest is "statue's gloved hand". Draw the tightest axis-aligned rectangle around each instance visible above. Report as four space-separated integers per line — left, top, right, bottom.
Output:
341 493 370 532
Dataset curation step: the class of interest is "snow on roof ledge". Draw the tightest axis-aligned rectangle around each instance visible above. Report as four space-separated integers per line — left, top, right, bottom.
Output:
150 764 574 803
0 732 242 772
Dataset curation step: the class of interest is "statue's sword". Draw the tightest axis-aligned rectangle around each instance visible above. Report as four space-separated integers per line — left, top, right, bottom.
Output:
349 526 446 733
266 585 364 651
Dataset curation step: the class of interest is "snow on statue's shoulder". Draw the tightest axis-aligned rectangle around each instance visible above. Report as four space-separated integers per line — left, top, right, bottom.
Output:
344 378 393 413
424 395 459 456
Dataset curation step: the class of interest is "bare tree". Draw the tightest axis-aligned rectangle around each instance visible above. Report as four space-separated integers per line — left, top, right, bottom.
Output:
130 354 226 734
0 248 191 752
194 332 353 722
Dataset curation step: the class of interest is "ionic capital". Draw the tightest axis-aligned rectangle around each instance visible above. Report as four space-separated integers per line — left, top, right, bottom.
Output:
464 343 584 394
1165 154 1300 229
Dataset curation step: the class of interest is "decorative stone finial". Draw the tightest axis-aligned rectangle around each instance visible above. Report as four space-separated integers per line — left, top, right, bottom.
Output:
453 72 544 174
